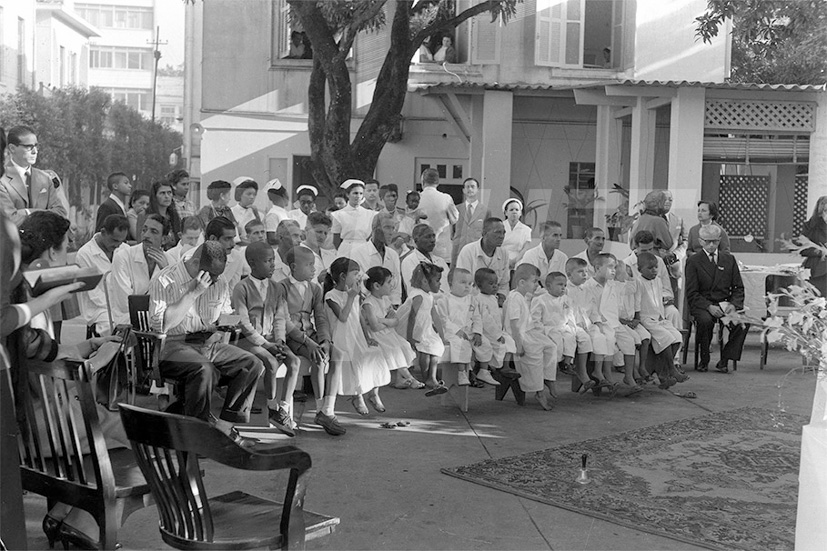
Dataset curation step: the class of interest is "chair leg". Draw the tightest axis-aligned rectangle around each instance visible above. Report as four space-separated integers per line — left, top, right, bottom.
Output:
760 337 768 370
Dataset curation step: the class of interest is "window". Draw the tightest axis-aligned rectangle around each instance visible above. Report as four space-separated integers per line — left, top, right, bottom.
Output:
535 0 625 69
272 0 313 60
160 105 178 126
90 47 153 70
414 158 469 204
566 162 596 238
109 88 152 112
76 4 153 30
59 46 66 87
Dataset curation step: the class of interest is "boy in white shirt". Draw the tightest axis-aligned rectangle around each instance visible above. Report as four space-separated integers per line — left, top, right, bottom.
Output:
436 268 479 386
565 257 610 388
470 268 516 386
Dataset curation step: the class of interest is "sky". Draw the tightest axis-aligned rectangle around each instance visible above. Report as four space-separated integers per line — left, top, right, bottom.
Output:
155 0 186 68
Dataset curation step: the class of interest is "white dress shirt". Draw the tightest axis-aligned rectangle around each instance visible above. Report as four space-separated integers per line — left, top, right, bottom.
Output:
351 240 402 305
417 186 459 263
521 245 569 282
111 243 175 324
75 234 129 334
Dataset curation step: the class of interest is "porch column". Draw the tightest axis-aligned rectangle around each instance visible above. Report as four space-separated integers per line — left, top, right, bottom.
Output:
628 95 656 210
667 87 706 231
595 104 622 229
480 90 513 215
808 92 827 213
468 95 484 196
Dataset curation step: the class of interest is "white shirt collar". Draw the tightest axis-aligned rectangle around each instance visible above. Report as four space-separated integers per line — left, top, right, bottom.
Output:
466 200 478 209
110 194 126 213
289 275 308 294
11 159 30 182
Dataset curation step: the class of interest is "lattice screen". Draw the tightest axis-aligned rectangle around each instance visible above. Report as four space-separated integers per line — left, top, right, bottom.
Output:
705 99 816 132
718 175 769 238
793 175 809 236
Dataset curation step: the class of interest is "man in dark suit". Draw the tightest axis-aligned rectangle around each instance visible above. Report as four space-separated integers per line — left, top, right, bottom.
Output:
95 172 132 233
452 177 491 264
685 224 749 373
0 126 67 224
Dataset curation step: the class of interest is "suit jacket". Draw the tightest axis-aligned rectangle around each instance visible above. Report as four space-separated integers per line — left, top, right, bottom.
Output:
232 276 288 347
95 197 126 232
275 278 330 345
452 201 490 262
0 164 67 224
685 250 744 313
801 218 827 278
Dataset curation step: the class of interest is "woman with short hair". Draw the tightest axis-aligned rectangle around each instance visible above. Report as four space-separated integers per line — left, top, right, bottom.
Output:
686 200 731 257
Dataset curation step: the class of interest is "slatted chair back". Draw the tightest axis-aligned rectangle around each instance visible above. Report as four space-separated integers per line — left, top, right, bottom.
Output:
18 359 150 549
128 294 166 390
119 404 314 550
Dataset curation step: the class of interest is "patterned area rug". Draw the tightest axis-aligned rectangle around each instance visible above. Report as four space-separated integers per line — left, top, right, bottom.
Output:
442 407 806 551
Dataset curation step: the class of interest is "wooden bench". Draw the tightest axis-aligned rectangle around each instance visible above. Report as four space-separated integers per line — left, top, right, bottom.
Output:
118 403 339 550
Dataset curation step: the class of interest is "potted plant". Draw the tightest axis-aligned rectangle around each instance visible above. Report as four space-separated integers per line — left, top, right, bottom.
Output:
604 184 640 242
563 186 602 239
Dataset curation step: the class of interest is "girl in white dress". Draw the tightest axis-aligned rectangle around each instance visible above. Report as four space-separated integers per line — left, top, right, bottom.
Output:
331 179 376 259
395 262 447 396
324 257 390 415
362 266 422 391
502 198 533 269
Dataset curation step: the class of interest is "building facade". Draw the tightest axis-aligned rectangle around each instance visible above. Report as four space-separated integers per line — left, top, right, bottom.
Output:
185 0 826 253
35 0 99 90
0 0 37 92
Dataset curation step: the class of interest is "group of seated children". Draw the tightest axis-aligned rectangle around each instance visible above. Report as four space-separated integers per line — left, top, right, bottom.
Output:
231 241 690 437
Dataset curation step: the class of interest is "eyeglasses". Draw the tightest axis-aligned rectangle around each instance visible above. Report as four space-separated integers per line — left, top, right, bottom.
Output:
14 143 39 151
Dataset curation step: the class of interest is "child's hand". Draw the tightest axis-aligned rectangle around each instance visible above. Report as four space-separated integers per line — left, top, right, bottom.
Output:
366 337 379 347
346 282 361 298
628 319 640 329
472 333 482 346
456 330 468 340
497 336 505 344
386 308 397 319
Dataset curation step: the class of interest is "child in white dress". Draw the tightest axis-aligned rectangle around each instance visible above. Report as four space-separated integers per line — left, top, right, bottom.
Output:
504 263 558 410
436 268 479 386
471 268 517 386
362 266 421 391
325 257 390 416
617 263 651 384
396 262 447 396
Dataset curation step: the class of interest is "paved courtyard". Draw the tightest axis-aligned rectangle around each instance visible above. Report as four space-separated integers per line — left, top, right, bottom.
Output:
23 324 815 550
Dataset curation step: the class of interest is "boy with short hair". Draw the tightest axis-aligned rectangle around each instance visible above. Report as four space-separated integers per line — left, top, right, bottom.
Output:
636 252 687 388
379 183 406 226
167 215 203 263
276 246 344 435
398 190 427 236
565 257 611 387
617 262 651 383
233 242 301 436
436 268 480 386
582 253 641 392
363 179 382 211
505 263 558 410
531 271 595 393
470 268 517 386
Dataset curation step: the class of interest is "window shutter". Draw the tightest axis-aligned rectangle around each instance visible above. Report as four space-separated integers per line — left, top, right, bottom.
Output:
277 0 290 59
610 0 625 69
470 14 501 64
535 0 563 67
563 0 584 66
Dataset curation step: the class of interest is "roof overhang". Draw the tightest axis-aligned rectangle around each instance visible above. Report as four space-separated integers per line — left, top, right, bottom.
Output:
37 5 101 38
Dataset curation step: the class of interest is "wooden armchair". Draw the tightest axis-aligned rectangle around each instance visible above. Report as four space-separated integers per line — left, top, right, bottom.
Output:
128 294 168 399
118 404 340 550
17 358 152 549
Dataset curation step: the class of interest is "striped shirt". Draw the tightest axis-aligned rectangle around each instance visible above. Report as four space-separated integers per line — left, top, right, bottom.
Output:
149 260 231 335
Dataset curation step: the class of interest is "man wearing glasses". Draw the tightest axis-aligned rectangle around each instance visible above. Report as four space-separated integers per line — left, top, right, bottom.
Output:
0 126 67 224
685 224 748 373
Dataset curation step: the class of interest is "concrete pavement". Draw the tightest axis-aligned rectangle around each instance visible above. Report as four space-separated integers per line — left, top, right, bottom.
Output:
23 327 815 550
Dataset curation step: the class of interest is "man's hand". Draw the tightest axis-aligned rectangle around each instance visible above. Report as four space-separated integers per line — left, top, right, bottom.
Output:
472 333 482 347
145 247 169 269
193 270 212 294
708 304 724 318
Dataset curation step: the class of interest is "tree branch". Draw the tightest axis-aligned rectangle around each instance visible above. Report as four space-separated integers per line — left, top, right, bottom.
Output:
412 0 505 48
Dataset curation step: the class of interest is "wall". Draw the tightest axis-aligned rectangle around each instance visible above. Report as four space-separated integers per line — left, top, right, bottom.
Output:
35 10 93 88
0 0 36 92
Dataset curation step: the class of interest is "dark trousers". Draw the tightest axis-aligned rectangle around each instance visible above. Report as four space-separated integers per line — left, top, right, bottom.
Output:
692 309 749 366
160 340 264 423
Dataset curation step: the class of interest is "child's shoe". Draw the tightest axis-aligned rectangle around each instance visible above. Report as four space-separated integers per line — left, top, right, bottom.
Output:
268 407 296 437
498 366 521 379
475 369 500 386
457 370 471 386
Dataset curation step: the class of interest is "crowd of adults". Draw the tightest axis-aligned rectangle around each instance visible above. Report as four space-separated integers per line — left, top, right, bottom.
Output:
2 121 827 546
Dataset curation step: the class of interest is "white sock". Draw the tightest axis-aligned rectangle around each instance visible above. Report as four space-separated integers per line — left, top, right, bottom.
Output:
322 395 336 417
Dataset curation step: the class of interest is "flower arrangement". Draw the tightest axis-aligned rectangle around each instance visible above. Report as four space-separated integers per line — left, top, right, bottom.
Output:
755 284 826 371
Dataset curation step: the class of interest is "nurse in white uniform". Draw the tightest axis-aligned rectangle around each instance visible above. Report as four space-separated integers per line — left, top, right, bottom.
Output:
331 179 376 259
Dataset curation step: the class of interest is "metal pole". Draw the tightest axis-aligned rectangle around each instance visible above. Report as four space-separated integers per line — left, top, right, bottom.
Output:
150 26 161 123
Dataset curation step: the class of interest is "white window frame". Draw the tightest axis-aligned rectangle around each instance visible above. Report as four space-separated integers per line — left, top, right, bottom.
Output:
535 0 584 68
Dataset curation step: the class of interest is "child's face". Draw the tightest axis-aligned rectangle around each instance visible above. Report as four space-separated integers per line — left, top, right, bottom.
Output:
250 249 276 279
180 229 201 247
568 267 589 286
518 275 539 295
383 191 398 211
596 259 616 281
407 194 420 210
428 274 441 293
478 274 499 296
546 276 567 297
450 271 473 298
333 196 347 209
373 278 393 298
291 256 316 282
345 269 360 288
640 262 659 280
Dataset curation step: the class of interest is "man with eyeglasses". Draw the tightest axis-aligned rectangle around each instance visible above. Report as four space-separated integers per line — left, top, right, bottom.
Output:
685 224 748 373
0 126 67 224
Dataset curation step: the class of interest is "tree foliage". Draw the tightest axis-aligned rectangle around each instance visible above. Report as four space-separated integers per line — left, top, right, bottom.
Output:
695 0 827 84
0 87 183 208
288 0 519 196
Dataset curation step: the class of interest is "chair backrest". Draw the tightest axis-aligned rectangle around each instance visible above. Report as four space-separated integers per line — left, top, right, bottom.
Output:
128 294 151 331
17 359 115 508
118 404 312 545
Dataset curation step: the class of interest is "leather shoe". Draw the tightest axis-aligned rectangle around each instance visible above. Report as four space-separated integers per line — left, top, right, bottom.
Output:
715 360 728 373
315 411 346 436
695 363 708 372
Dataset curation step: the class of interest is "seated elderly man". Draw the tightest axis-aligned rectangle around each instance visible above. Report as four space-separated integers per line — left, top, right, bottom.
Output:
400 223 450 295
149 241 264 447
685 224 748 373
351 211 402 306
455 217 509 304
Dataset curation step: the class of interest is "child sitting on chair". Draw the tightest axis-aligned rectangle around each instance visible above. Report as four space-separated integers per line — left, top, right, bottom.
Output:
531 271 595 393
636 252 687 389
504 263 558 410
566 257 611 388
470 267 517 386
436 268 480 387
617 262 651 385
232 242 301 437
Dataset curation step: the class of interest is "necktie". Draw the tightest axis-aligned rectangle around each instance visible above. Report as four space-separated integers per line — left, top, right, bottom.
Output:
710 253 716 265
467 203 474 220
25 170 32 206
